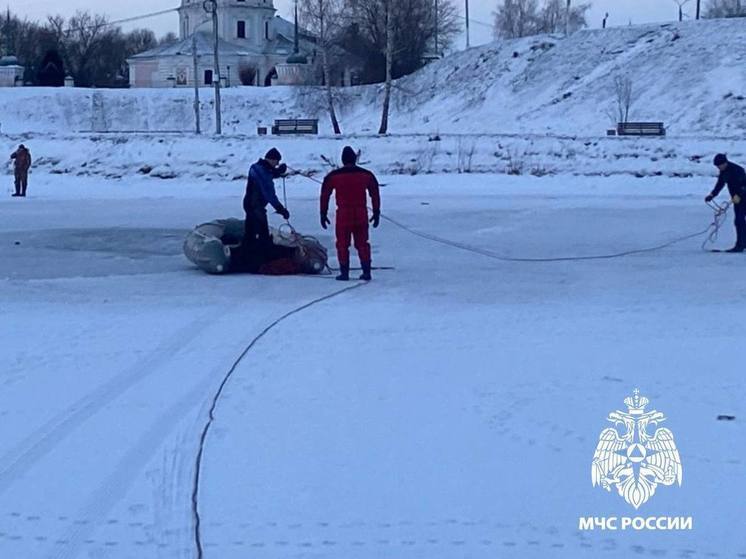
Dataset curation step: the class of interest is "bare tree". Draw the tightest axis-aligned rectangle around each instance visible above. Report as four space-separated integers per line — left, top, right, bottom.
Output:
238 63 257 85
673 0 692 20
610 74 635 124
159 31 179 45
46 11 111 86
704 0 745 16
493 0 540 38
379 0 394 134
343 0 459 83
125 29 157 55
494 0 590 38
299 0 343 134
537 0 590 33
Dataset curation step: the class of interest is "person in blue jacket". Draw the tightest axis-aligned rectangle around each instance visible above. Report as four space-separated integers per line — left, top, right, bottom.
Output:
242 148 290 255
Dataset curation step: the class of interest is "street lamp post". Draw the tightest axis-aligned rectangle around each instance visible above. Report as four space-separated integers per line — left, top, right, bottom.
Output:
465 0 470 48
203 0 222 135
192 34 201 135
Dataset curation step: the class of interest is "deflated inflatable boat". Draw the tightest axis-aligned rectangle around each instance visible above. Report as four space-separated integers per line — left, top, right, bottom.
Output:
184 218 328 275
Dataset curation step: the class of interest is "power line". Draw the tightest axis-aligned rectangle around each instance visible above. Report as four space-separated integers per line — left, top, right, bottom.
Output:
100 7 179 28
455 13 493 29
40 7 179 34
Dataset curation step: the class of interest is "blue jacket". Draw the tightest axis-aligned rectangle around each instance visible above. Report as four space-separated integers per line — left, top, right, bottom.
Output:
243 159 282 213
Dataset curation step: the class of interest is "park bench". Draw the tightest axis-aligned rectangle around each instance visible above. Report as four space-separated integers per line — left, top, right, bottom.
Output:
271 118 319 135
616 122 666 136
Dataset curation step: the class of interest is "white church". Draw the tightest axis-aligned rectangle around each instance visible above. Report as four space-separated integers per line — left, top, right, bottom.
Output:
127 0 350 88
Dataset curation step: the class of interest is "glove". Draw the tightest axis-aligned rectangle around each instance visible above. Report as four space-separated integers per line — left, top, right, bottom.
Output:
276 205 290 220
320 213 331 229
369 210 380 228
277 163 287 176
705 194 714 203
733 194 742 205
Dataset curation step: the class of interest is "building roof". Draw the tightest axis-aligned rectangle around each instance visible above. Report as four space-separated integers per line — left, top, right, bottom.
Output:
128 32 255 60
127 17 316 62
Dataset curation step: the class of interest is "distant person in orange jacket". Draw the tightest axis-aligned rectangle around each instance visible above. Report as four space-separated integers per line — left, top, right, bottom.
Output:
10 144 31 197
320 146 381 281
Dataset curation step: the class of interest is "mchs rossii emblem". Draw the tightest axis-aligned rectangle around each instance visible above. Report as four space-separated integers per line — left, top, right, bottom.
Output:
592 389 682 509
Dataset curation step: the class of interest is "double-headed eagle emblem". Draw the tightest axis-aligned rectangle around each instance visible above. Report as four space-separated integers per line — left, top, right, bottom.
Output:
592 389 682 509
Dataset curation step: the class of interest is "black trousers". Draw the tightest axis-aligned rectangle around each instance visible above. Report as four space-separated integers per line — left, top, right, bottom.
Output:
735 200 746 249
14 169 28 196
244 207 272 250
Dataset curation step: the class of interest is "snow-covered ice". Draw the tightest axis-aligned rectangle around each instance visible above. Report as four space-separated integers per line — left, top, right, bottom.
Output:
1 167 744 558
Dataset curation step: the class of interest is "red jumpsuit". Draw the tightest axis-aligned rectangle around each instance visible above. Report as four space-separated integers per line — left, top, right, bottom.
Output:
320 165 381 266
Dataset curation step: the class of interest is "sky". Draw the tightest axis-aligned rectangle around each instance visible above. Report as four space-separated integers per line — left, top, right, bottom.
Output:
12 0 693 47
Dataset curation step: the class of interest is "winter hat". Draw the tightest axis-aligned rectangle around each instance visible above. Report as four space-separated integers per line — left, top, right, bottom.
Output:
713 153 728 166
341 146 357 165
265 147 282 161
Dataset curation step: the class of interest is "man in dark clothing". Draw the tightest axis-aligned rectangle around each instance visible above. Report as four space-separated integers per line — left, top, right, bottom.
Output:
242 148 290 256
705 153 746 253
320 146 381 281
10 144 31 197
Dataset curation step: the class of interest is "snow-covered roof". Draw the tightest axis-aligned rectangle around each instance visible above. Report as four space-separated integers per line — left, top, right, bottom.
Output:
128 32 258 60
127 16 316 62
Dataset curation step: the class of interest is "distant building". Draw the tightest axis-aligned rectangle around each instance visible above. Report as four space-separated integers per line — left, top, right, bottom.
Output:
0 55 23 87
1 10 24 87
127 0 354 87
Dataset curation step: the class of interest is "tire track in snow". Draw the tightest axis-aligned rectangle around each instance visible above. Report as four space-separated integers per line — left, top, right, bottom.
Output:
0 311 215 498
191 283 365 559
42 377 213 559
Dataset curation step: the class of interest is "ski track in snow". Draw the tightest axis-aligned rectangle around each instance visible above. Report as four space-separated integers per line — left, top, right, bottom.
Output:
0 313 213 499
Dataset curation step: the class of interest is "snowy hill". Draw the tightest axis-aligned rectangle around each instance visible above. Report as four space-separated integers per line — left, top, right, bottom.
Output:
1 18 745 138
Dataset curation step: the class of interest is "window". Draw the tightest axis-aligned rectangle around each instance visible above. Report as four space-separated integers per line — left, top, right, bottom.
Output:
237 21 246 39
265 21 269 40
204 69 213 85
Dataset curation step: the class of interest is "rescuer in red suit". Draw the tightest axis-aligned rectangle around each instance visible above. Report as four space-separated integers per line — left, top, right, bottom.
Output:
320 146 381 281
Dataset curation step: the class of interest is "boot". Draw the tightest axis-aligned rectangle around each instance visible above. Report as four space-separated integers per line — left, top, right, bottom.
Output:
11 193 20 197
336 264 349 281
359 261 372 281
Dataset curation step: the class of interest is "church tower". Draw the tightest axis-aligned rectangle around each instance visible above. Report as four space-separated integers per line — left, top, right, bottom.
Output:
178 0 277 47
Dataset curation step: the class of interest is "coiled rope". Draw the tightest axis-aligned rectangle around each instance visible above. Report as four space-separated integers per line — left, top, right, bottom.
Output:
702 200 731 250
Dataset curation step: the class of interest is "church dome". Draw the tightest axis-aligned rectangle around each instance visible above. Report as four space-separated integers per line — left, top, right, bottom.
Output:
0 55 20 66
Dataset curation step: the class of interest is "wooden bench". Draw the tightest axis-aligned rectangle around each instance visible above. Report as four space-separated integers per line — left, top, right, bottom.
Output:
271 119 319 135
617 122 666 136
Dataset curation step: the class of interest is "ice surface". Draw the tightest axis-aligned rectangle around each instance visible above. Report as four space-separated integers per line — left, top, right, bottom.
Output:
1 171 744 558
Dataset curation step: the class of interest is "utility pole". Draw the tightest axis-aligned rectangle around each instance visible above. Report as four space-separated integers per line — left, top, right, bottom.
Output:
203 0 222 135
696 0 701 19
434 0 439 56
565 0 571 36
465 0 470 48
192 35 201 135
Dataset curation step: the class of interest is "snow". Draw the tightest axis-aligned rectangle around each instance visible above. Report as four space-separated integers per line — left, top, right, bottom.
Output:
1 168 745 558
1 16 746 558
1 19 745 137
